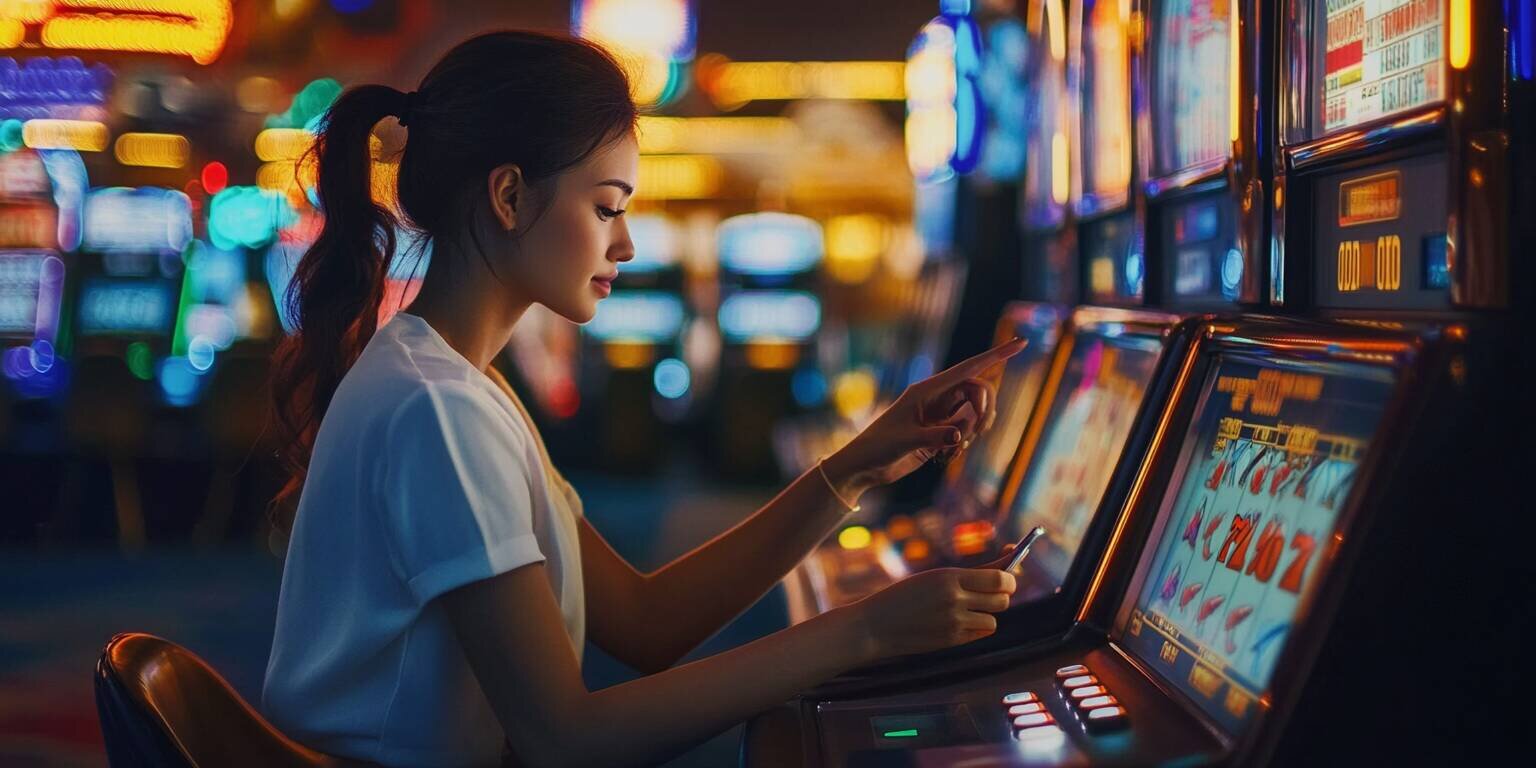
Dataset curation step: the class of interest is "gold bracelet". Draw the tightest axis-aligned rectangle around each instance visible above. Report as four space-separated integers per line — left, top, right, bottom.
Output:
816 458 861 514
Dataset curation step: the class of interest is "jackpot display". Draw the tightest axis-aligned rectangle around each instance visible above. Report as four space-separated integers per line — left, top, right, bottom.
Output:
1004 329 1163 593
1119 354 1393 732
1321 0 1444 134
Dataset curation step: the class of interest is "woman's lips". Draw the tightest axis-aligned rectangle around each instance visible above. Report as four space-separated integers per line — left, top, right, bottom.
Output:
591 277 613 296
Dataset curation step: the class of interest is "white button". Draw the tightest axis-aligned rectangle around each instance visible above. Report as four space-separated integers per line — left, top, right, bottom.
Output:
1069 685 1108 699
1002 691 1039 704
1076 695 1118 709
1061 675 1099 688
1055 664 1089 678
1087 706 1126 720
1007 702 1047 716
1014 724 1064 741
1013 712 1054 728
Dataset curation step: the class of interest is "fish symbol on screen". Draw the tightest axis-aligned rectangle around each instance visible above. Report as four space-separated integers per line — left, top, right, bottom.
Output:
1269 464 1292 496
1197 595 1225 627
1179 583 1204 612
1202 513 1225 560
1205 460 1226 490
1223 605 1255 654
1182 503 1204 548
1158 564 1182 603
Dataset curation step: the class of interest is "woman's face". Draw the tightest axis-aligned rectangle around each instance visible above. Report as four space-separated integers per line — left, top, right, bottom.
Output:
508 133 638 324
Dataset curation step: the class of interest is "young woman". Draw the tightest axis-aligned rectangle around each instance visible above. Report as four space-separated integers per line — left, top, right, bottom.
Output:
262 31 1025 768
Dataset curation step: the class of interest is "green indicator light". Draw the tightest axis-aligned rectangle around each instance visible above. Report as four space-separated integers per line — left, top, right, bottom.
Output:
882 729 920 738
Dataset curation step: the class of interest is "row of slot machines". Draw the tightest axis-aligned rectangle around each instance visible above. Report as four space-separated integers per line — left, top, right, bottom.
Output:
754 0 1527 763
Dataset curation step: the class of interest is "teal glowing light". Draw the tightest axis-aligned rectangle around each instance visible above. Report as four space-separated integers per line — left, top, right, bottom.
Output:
653 358 690 399
0 119 24 152
208 186 297 250
882 729 920 738
267 78 343 130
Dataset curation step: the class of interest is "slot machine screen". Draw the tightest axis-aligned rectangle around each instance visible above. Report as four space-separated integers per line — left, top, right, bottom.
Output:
1117 353 1393 733
1149 0 1234 176
949 311 1062 509
1003 328 1164 594
0 251 61 338
77 277 175 336
585 291 687 342
1315 0 1445 137
1021 0 1071 229
1080 0 1133 199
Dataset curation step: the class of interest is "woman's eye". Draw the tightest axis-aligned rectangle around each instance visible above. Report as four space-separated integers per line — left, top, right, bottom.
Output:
596 205 625 221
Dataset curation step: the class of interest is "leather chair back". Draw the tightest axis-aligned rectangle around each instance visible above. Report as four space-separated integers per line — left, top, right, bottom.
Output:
94 633 368 768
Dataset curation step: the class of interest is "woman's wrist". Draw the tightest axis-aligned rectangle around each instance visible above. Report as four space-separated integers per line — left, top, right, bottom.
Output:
819 447 876 507
819 603 881 669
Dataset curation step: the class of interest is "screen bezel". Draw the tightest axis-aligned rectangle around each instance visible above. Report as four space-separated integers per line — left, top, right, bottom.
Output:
1107 343 1401 739
1142 0 1236 185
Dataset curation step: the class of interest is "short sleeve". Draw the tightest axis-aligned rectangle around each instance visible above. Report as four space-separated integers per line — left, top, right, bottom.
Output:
381 382 546 605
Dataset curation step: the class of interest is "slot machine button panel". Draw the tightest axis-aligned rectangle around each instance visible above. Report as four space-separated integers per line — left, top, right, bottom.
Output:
1007 702 1048 716
1001 691 1039 705
1060 674 1099 689
1074 694 1118 711
1014 724 1065 741
1068 685 1109 700
1012 712 1056 728
1083 705 1129 732
1055 664 1090 679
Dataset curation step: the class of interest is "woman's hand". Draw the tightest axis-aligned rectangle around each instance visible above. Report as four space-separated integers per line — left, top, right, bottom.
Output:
822 338 1028 500
836 567 1017 663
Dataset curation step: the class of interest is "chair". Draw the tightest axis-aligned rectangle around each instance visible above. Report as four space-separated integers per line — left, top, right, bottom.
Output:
94 633 368 768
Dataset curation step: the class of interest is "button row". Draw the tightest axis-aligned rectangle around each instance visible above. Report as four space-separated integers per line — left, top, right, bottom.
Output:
1055 664 1127 733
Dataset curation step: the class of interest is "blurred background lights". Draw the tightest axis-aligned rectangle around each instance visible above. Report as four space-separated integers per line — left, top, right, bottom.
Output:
208 186 297 251
572 0 695 107
113 133 190 168
652 357 691 400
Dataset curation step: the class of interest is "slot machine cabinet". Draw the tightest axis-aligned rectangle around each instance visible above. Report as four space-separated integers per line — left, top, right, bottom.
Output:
1020 0 1081 306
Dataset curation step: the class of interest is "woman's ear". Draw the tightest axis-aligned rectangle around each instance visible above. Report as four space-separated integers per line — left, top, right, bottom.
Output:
487 163 524 231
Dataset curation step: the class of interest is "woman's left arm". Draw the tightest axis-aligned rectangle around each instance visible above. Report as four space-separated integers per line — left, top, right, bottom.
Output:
582 337 1027 673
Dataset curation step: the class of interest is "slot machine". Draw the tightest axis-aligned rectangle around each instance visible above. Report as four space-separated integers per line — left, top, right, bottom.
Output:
0 147 76 403
577 213 690 471
710 212 824 480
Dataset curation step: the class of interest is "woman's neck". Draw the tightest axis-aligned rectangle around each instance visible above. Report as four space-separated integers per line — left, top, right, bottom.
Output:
406 244 530 371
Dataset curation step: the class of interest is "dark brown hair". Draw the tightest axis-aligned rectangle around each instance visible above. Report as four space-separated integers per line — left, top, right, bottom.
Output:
269 31 637 523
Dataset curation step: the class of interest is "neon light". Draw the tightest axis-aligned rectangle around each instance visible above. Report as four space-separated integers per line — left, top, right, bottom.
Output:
573 0 695 105
906 18 958 181
717 212 823 275
635 116 799 154
37 148 86 251
636 154 722 199
1228 0 1241 142
254 128 313 162
717 290 821 341
1051 131 1068 204
584 291 686 341
157 355 205 406
200 160 227 194
1516 0 1534 80
697 59 906 107
21 119 106 151
113 132 189 168
207 186 296 251
266 78 341 130
824 214 886 284
653 357 690 399
1450 0 1471 69
83 187 192 254
124 340 153 379
882 729 919 738
0 118 23 151
23 1 234 65
0 56 114 121
838 526 873 550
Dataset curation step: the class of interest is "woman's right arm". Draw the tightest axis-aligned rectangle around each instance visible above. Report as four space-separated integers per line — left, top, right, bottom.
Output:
442 562 1015 768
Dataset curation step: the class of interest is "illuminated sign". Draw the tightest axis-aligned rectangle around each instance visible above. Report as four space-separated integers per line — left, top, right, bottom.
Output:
1322 0 1444 132
636 154 722 200
1216 369 1324 416
635 116 799 155
1 1 234 65
1335 235 1403 292
905 7 984 181
584 291 686 341
0 249 63 337
77 276 175 335
697 58 906 108
113 132 189 168
717 212 822 276
82 187 192 253
1337 171 1401 226
718 290 821 341
21 118 107 151
0 56 113 120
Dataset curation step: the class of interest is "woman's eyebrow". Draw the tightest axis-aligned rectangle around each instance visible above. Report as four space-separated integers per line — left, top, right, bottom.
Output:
596 179 634 196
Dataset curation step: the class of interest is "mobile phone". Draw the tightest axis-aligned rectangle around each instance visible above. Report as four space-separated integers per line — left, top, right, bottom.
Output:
1004 526 1048 573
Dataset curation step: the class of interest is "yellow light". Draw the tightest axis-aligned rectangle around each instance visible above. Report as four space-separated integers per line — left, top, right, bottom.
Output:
832 370 878 419
1 0 49 46
1228 0 1241 143
255 128 313 163
744 339 800 370
824 214 886 284
604 341 655 370
1051 131 1069 203
113 132 189 168
1450 0 1471 69
574 0 691 106
636 116 799 154
235 76 282 113
36 0 233 65
906 105 958 179
22 119 107 151
701 60 906 108
838 525 873 550
636 154 723 200
1046 0 1067 62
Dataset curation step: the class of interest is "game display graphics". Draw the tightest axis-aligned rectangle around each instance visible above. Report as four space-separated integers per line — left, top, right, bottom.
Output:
1121 354 1394 733
1323 0 1444 133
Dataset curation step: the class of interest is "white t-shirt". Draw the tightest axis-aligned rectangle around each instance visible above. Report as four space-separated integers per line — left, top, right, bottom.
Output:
262 312 585 768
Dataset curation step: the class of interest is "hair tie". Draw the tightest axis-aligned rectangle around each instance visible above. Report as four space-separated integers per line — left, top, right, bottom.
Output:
398 90 419 127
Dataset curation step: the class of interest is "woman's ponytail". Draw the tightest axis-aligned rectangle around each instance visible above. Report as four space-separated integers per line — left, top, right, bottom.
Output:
268 84 408 521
